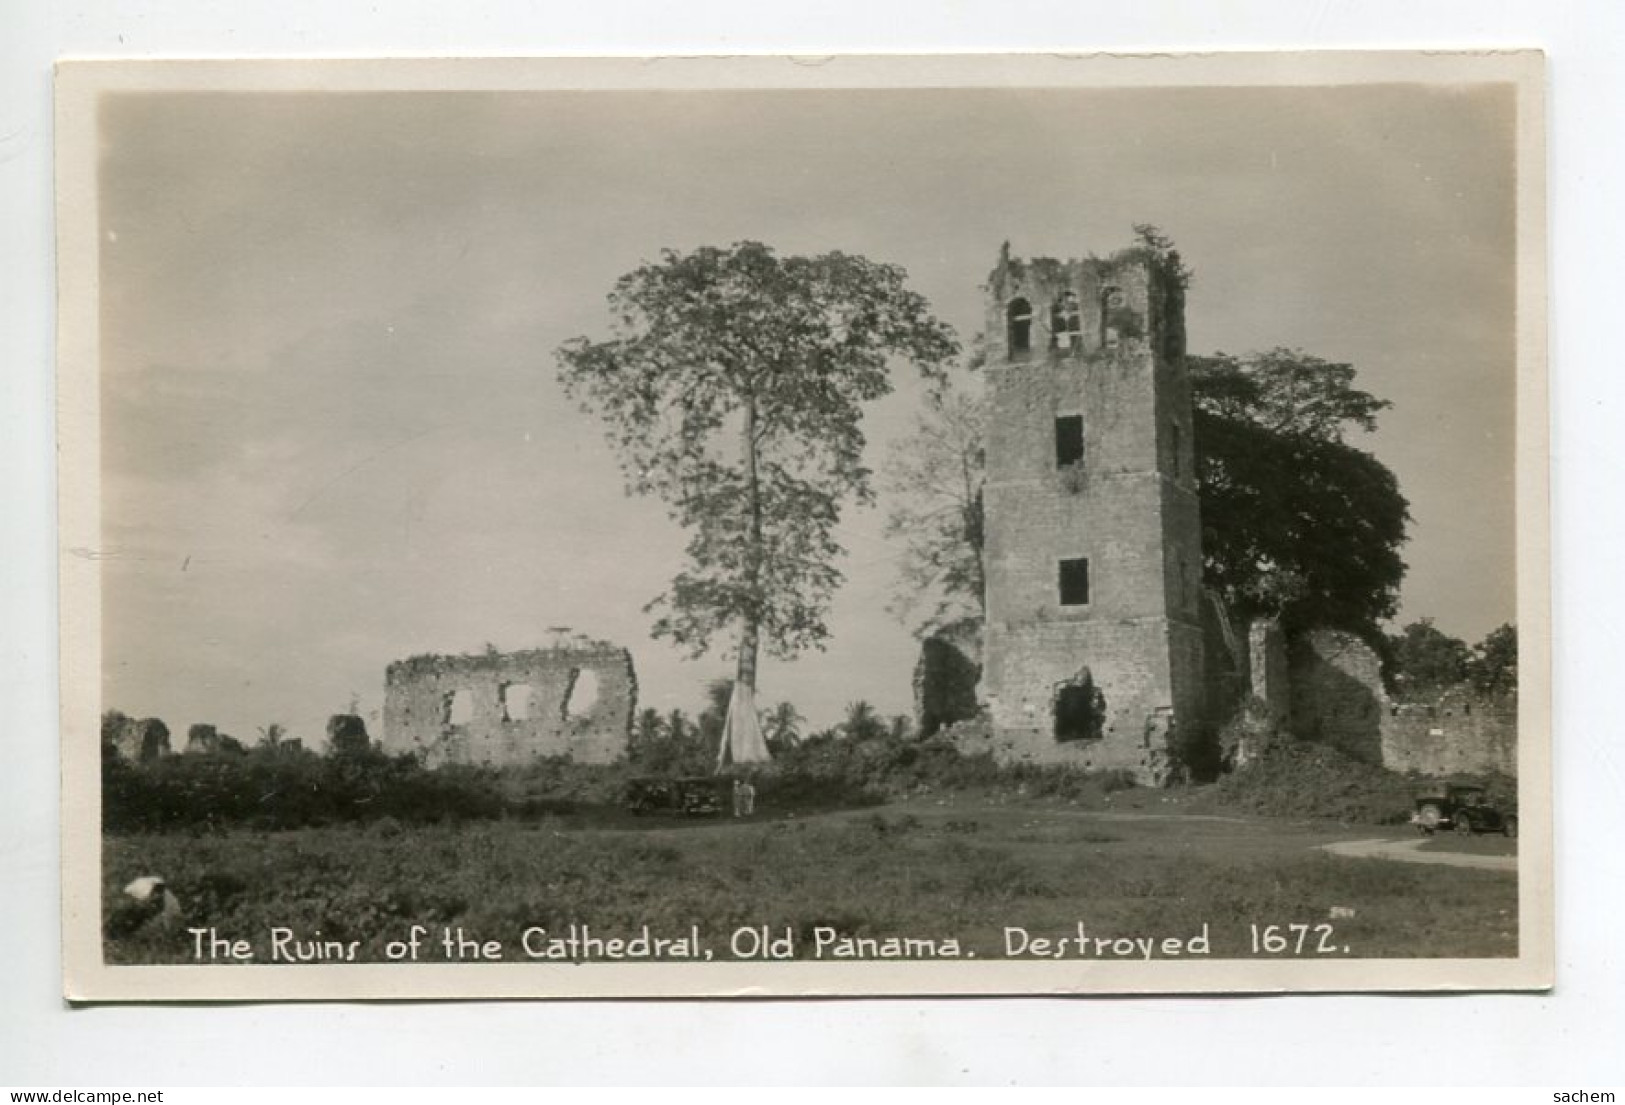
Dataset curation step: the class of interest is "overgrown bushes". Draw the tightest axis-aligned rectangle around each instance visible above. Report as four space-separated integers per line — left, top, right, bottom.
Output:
765 730 1138 805
103 747 506 832
1204 742 1423 825
104 728 1150 834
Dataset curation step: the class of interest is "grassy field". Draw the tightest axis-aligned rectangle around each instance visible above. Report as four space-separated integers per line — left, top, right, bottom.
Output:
103 796 1517 965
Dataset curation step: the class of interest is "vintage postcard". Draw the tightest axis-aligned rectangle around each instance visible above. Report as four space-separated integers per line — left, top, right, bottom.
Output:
56 52 1550 1001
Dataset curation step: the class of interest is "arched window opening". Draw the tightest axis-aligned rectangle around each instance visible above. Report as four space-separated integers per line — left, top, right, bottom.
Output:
1100 286 1124 347
1007 297 1033 356
443 688 474 728
564 668 601 720
501 682 534 722
1051 291 1083 350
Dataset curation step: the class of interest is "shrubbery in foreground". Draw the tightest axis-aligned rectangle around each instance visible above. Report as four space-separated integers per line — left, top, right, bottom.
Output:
102 746 506 832
103 728 1151 834
106 722 1472 834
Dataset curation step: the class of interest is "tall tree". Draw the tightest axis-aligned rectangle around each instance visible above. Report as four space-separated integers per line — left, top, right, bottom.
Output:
841 700 886 742
631 707 665 757
1467 623 1518 696
559 242 956 768
762 701 805 752
882 374 987 634
1191 349 1409 636
1386 618 1471 698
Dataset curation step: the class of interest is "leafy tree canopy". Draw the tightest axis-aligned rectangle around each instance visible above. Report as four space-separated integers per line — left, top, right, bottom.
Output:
1468 623 1518 696
1191 349 1410 636
882 376 986 634
1386 618 1471 698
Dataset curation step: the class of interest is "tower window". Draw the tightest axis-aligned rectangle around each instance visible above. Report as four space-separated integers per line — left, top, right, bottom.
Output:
1059 557 1091 607
1007 297 1033 355
1100 286 1124 346
1055 415 1084 468
1051 291 1083 350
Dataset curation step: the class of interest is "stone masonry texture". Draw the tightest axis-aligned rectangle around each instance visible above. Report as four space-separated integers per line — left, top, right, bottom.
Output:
977 243 1204 784
1289 629 1516 776
382 637 635 766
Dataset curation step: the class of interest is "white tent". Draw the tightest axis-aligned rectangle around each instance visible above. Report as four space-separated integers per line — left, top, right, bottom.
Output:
716 680 772 769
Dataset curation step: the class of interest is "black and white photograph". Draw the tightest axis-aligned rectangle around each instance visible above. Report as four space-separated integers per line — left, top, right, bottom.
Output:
55 52 1550 1000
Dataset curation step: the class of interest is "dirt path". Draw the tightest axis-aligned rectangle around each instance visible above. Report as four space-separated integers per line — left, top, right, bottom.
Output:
1319 837 1517 872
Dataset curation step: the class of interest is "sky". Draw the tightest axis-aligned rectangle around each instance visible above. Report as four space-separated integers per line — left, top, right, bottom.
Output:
97 83 1519 745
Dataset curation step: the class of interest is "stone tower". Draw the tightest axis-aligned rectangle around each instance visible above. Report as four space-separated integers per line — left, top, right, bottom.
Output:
980 241 1204 784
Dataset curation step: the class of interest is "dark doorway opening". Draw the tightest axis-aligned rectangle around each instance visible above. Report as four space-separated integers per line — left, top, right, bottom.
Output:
1054 672 1106 743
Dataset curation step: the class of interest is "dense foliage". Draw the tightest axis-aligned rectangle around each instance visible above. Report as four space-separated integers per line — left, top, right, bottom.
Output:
102 744 506 833
1190 349 1410 637
1384 619 1520 700
1468 623 1518 696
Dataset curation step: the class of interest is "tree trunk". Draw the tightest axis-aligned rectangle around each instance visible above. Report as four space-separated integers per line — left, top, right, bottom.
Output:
719 395 772 770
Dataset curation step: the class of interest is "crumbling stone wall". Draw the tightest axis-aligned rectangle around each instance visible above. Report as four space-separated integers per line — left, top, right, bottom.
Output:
1287 629 1387 763
1249 618 1291 723
185 723 243 755
1204 607 1292 771
108 716 171 762
979 243 1204 785
1286 630 1518 776
382 637 635 766
1383 688 1517 776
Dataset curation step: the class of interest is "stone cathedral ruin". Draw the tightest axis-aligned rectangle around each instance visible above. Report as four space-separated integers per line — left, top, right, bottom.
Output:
381 635 635 767
944 240 1516 785
365 238 1511 784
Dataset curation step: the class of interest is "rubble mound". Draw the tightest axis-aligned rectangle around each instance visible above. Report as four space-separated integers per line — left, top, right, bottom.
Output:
1208 742 1420 825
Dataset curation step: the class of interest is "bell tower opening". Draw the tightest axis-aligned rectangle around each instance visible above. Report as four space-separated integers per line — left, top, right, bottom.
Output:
980 238 1204 785
1006 297 1033 356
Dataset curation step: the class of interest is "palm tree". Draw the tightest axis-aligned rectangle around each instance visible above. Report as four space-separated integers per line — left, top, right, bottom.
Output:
842 700 884 742
762 701 805 750
633 707 664 750
628 707 665 767
666 709 692 744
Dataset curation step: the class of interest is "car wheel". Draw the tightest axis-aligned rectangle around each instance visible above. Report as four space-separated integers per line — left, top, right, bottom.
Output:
1504 815 1518 839
1417 803 1443 832
1454 812 1474 835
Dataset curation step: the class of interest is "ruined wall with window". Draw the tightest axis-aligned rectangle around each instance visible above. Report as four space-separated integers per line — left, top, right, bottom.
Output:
975 242 1204 784
1287 629 1517 776
382 637 635 766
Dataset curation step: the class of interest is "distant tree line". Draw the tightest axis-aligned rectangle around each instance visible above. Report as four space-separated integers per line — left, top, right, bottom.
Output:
1384 620 1518 700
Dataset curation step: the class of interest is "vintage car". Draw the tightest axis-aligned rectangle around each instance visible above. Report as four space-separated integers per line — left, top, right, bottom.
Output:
622 776 732 817
1412 783 1518 837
